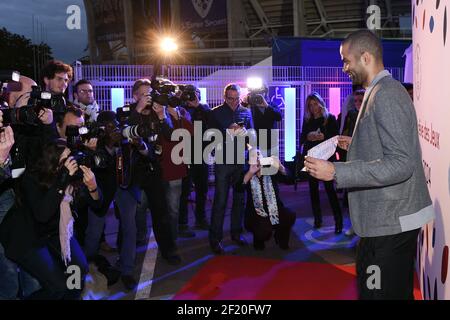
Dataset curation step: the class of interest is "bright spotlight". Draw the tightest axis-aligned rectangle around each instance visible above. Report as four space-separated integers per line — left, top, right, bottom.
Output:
247 77 263 90
160 37 178 54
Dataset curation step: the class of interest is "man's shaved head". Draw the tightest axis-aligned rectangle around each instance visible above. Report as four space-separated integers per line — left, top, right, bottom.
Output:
9 76 37 108
342 30 383 61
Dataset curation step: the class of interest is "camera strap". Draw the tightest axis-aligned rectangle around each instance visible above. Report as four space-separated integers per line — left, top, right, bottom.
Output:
116 147 125 187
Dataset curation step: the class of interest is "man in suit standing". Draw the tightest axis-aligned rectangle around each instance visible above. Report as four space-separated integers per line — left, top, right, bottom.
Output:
304 30 434 300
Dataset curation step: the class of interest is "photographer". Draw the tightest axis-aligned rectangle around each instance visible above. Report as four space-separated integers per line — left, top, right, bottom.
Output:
0 123 40 299
159 90 194 241
0 141 101 299
56 106 100 245
179 85 211 233
73 80 100 124
83 111 123 287
244 85 282 156
4 75 57 174
40 60 72 125
126 79 181 267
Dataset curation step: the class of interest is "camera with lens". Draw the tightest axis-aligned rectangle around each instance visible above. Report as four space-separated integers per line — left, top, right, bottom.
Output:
150 78 182 108
247 87 268 106
115 105 157 142
65 125 109 180
178 84 198 103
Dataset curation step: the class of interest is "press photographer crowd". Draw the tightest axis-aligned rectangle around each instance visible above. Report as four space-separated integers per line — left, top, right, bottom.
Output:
0 60 294 299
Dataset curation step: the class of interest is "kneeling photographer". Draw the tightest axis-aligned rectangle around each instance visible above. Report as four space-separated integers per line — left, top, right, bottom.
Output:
0 141 102 299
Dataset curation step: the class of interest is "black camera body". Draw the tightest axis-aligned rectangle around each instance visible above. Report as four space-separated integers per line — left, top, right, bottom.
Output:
65 125 109 180
150 79 181 108
115 105 157 142
179 85 198 102
1 85 66 127
248 87 267 106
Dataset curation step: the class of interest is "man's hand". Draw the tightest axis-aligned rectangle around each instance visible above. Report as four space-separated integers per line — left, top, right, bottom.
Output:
80 165 97 191
130 137 145 149
136 95 152 114
304 156 335 181
38 108 54 125
152 102 166 120
256 95 268 108
0 126 15 164
84 138 98 151
187 95 200 108
338 135 352 151
0 110 3 128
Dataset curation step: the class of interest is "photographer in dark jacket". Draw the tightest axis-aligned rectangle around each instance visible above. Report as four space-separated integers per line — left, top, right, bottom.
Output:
179 85 211 233
0 142 102 299
243 85 282 156
127 79 181 266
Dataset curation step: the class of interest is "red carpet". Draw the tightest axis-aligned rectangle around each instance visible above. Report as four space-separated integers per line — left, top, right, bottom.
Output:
173 256 422 300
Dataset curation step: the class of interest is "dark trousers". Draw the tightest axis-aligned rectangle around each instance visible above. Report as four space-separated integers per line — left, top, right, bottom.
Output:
209 164 245 244
308 176 342 224
141 171 178 256
179 164 209 225
356 229 420 300
17 236 88 300
244 206 296 248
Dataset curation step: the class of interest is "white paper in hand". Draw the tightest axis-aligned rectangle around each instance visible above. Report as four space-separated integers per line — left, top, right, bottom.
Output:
301 136 339 171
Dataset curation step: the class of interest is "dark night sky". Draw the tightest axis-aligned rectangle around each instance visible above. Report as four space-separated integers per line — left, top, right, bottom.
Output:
0 0 88 63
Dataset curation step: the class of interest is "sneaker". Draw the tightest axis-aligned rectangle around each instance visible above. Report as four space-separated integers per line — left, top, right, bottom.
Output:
121 275 137 291
161 253 182 265
345 227 355 236
178 225 196 238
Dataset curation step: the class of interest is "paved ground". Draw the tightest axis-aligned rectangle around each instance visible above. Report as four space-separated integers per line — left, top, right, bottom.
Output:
83 181 358 300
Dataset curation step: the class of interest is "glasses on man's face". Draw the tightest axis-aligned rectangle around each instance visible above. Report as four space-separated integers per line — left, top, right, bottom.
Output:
225 96 240 102
79 89 94 94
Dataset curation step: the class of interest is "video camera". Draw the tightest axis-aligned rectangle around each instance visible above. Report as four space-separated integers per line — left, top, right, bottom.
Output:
149 79 181 108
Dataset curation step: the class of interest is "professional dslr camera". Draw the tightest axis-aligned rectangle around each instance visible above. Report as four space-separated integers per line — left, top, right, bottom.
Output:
115 106 157 141
150 77 182 108
65 124 109 180
178 84 198 103
247 86 268 106
0 73 65 127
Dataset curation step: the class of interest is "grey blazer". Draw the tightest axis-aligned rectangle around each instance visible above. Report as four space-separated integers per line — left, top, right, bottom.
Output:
334 72 434 237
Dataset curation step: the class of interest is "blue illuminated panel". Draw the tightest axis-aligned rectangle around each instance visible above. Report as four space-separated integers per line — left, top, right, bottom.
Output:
111 88 125 112
284 88 296 162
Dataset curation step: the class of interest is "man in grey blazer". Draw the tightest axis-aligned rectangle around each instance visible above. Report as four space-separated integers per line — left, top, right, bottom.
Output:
304 30 434 300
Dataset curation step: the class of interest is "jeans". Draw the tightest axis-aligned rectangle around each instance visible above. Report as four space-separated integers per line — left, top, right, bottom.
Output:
209 164 245 244
163 179 183 240
0 189 40 299
179 164 209 225
17 236 88 300
136 191 149 242
114 188 138 276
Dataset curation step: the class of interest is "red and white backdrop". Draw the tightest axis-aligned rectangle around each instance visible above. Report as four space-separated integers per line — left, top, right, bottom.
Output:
413 0 450 300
